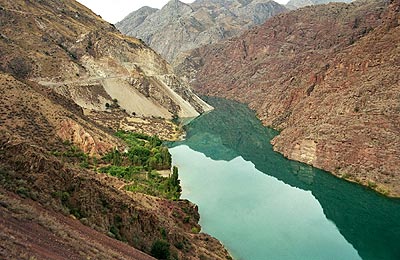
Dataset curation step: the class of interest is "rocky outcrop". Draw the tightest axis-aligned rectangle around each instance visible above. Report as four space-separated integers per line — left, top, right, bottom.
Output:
57 119 114 156
286 0 352 10
116 0 287 63
0 0 211 120
115 6 158 33
179 0 400 196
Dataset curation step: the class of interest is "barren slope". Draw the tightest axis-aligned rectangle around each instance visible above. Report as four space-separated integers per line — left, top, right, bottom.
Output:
0 189 156 260
0 0 230 258
286 0 352 10
0 0 211 120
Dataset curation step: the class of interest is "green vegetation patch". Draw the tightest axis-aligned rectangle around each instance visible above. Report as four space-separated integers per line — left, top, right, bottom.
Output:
50 131 181 201
100 131 181 200
104 130 171 170
151 239 171 260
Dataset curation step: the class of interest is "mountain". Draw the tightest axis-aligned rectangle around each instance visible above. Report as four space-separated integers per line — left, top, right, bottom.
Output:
286 0 353 10
115 6 158 33
0 0 230 259
0 0 212 123
176 0 400 196
116 0 287 63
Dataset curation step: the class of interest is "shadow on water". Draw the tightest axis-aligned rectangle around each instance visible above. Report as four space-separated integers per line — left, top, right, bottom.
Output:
170 96 400 260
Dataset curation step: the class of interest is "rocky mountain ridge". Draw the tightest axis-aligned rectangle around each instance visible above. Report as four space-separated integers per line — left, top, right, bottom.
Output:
286 0 352 10
177 0 400 196
116 0 287 63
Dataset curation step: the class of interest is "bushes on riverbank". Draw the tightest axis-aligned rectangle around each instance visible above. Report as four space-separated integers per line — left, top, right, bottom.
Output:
100 131 181 200
50 131 181 200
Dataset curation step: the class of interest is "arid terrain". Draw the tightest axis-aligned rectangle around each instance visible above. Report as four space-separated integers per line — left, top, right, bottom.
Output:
0 189 156 260
0 0 231 259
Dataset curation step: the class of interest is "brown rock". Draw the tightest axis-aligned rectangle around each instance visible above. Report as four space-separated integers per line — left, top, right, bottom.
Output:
57 119 113 156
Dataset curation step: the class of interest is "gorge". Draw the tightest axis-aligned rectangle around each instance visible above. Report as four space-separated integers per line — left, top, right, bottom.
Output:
177 0 400 197
0 0 399 259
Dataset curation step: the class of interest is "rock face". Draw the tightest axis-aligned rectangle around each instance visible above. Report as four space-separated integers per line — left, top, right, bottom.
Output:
116 6 158 32
116 0 287 63
179 0 400 196
286 0 352 10
0 0 212 119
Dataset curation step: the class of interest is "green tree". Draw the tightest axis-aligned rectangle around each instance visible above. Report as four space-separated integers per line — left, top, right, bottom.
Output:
171 166 180 188
103 149 122 166
148 156 158 170
160 147 171 168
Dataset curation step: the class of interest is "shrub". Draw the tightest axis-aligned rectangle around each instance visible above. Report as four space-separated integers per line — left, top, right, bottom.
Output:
16 186 29 198
150 240 170 259
191 227 200 234
183 216 190 223
8 57 32 79
368 180 377 188
160 227 167 239
174 241 184 250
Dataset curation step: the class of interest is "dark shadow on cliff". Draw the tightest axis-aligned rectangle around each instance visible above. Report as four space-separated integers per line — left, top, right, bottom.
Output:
169 96 400 260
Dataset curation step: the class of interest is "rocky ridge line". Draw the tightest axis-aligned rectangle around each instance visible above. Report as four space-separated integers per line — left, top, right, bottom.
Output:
116 0 287 63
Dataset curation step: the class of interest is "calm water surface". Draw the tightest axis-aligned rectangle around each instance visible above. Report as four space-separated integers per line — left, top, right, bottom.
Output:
169 97 400 260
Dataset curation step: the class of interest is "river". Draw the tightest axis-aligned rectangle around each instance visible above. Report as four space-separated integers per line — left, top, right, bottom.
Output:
168 97 400 260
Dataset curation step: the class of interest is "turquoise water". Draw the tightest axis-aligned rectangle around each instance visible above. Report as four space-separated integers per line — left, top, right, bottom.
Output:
169 97 400 260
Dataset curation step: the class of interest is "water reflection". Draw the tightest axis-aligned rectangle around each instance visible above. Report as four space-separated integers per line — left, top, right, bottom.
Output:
170 97 400 260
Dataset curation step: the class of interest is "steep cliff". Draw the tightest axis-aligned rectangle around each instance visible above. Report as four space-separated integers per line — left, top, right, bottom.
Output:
116 0 287 63
178 0 400 196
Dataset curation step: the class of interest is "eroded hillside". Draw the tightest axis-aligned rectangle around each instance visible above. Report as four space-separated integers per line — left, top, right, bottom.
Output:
177 0 400 196
0 0 231 259
0 64 230 260
0 0 212 123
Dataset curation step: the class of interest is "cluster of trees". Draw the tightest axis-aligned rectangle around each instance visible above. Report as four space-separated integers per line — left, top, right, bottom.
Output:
103 131 171 171
100 131 181 200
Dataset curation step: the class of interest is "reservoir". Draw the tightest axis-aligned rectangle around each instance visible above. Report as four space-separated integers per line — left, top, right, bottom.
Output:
169 97 400 260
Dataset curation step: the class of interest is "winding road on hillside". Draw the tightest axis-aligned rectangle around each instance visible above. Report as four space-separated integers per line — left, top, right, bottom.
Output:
38 75 129 87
